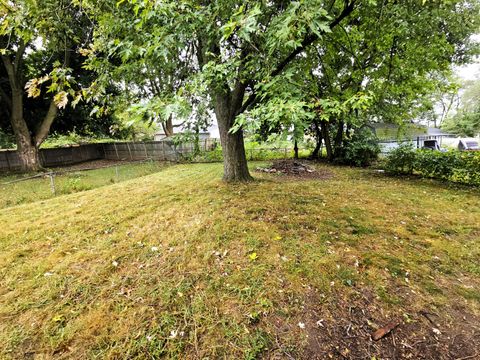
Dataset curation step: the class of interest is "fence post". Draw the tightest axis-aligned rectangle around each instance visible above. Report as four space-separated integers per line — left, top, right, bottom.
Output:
114 143 119 159
143 143 148 159
49 173 56 195
162 141 166 161
4 151 11 171
127 142 133 160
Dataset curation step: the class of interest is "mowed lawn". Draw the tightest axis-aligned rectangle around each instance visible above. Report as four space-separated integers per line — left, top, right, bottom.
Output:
0 162 479 359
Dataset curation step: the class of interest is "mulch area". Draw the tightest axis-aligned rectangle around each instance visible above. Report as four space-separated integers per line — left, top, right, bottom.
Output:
255 159 334 180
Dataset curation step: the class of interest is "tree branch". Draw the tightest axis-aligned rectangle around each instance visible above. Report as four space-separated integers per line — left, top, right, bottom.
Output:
1 54 19 90
34 100 58 147
236 0 357 116
14 40 27 75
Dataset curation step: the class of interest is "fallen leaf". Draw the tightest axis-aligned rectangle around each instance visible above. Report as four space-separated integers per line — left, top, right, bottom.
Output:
371 321 400 341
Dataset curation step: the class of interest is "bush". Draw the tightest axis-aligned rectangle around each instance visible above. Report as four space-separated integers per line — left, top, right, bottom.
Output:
0 130 15 149
385 146 480 186
337 128 381 167
383 144 417 174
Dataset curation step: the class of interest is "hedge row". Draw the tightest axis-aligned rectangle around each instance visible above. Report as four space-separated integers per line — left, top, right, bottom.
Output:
384 145 480 186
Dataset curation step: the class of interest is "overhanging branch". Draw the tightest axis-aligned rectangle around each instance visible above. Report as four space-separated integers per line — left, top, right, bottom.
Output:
236 0 357 116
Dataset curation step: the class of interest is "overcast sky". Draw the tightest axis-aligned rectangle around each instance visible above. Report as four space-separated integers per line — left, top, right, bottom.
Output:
455 61 480 80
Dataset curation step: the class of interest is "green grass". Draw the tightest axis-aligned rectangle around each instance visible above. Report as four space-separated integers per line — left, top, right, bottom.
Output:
0 162 479 359
0 161 168 209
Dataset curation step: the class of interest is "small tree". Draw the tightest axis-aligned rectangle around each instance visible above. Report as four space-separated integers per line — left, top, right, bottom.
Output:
0 1 90 170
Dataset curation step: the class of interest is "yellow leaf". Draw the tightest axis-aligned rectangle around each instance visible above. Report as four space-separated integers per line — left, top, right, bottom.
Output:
54 91 69 109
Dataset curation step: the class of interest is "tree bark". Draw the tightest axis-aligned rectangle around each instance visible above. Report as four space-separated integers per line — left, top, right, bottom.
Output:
311 121 323 159
2 43 61 172
320 121 333 160
333 120 344 158
294 140 299 160
10 89 42 171
162 114 174 137
215 89 253 183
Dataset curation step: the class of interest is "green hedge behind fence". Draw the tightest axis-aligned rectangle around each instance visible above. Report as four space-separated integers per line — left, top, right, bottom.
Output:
384 145 480 186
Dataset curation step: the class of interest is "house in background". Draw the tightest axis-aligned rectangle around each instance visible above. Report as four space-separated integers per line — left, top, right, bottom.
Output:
369 123 455 153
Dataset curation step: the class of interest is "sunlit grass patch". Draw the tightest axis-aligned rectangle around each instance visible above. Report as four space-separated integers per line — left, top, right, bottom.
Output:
0 162 479 358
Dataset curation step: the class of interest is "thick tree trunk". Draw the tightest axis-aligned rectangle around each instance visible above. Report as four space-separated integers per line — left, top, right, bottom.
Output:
320 121 333 160
215 92 252 183
333 120 344 158
294 140 299 160
162 114 174 137
311 121 323 159
18 143 41 172
10 90 42 171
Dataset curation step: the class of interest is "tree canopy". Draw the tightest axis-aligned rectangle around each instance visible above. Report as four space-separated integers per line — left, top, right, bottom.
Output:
1 0 479 176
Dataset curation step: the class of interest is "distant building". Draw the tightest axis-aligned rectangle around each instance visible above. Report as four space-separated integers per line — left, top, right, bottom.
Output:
369 123 455 153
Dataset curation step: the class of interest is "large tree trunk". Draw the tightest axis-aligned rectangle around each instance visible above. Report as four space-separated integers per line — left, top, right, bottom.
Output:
17 143 41 172
333 120 344 158
162 114 174 137
10 89 42 171
311 121 323 159
293 140 299 160
320 121 333 161
215 91 252 183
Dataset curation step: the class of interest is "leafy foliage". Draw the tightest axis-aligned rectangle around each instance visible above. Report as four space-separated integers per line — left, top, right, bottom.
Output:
385 146 480 186
442 80 480 136
336 128 381 167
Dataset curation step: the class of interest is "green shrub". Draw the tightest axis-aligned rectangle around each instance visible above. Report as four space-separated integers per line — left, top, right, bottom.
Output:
337 128 381 167
0 130 15 149
383 145 417 174
385 146 480 186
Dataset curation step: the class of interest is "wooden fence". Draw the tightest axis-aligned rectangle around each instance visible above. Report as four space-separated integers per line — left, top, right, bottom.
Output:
0 144 103 172
0 139 219 172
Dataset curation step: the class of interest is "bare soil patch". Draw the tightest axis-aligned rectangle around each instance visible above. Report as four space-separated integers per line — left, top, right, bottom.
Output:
268 289 480 359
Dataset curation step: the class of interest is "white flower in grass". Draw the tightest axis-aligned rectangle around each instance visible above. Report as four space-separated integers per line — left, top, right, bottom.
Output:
151 246 159 252
169 330 178 339
298 322 306 329
112 261 119 267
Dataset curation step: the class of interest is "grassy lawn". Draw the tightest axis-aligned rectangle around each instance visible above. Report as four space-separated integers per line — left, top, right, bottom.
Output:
0 161 168 209
0 162 479 359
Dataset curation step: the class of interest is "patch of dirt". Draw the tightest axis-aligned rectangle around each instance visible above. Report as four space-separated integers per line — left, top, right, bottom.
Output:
268 289 480 359
256 160 333 180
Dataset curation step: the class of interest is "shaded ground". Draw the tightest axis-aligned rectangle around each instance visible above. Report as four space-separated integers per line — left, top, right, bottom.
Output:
0 163 479 359
256 159 334 180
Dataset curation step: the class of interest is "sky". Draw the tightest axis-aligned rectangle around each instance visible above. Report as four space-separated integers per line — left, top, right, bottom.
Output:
455 61 480 81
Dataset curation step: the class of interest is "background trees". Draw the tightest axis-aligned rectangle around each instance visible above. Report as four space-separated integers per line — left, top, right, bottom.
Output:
2 0 479 177
442 79 480 136
0 0 109 170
